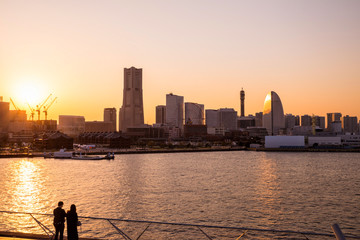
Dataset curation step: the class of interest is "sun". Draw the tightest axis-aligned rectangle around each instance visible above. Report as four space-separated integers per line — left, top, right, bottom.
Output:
12 77 47 108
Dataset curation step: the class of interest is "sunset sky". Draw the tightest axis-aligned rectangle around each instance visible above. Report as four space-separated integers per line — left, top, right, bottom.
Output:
1 0 360 124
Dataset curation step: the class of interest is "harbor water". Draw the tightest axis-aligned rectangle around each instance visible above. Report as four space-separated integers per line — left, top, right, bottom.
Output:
0 151 359 239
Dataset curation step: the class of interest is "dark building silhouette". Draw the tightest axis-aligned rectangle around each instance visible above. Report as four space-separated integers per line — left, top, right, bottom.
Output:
185 102 204 125
240 88 245 117
35 132 73 150
85 121 113 132
104 108 117 132
237 116 255 129
327 113 342 129
343 115 358 133
0 97 10 133
156 105 166 124
119 67 144 132
184 125 207 138
301 115 312 126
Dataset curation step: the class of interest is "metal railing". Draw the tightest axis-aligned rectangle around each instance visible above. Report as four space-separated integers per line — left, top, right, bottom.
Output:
1 210 359 239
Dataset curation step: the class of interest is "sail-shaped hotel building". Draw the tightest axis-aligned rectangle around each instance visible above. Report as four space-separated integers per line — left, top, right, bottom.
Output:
262 91 285 135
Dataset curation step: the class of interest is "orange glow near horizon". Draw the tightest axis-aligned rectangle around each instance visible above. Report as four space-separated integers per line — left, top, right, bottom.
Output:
11 77 47 109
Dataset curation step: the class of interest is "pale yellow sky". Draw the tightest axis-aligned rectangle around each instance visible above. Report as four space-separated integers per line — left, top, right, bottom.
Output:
1 0 359 124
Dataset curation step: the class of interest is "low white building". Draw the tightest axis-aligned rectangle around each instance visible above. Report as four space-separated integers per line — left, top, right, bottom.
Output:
265 136 305 148
308 137 341 147
341 134 360 147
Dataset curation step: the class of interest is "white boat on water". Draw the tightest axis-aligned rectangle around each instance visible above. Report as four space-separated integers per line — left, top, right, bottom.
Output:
71 152 115 160
44 149 114 160
44 149 73 159
54 149 73 158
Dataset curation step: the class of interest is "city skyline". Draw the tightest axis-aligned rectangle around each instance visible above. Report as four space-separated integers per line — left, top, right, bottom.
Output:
1 0 360 123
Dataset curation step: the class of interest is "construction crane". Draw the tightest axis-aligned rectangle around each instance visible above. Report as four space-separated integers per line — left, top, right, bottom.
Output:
10 98 20 111
27 103 35 121
43 97 57 120
35 94 52 121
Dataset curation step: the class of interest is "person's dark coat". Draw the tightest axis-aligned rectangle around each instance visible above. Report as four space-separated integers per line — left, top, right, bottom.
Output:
53 206 66 240
53 206 66 224
66 206 79 240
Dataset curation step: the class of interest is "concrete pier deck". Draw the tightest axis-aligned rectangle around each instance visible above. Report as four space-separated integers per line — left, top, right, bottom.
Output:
0 231 99 240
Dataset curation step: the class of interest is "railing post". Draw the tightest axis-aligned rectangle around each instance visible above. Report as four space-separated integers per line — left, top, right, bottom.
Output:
332 223 346 240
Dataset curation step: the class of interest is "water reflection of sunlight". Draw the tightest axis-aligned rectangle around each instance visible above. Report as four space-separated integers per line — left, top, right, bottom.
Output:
10 159 42 212
2 159 54 234
256 154 282 225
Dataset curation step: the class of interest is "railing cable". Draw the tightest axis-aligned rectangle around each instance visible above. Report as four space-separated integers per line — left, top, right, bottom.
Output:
197 226 213 240
29 213 54 237
135 223 151 240
107 219 132 240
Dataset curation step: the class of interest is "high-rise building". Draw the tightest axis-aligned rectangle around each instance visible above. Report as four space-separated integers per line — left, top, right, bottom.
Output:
301 115 312 126
185 102 204 125
237 116 255 129
85 121 113 132
262 91 285 135
119 67 144 132
205 109 219 128
314 116 326 129
219 108 237 131
156 105 166 124
166 93 184 129
285 114 297 129
58 115 85 137
343 115 358 133
0 97 10 133
104 108 117 132
327 113 342 129
255 112 263 127
240 88 245 117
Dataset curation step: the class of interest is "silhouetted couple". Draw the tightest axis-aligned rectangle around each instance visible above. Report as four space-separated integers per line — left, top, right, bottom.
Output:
53 201 80 240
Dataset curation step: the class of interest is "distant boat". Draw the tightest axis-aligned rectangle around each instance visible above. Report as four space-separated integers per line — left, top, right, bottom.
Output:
44 149 73 159
44 149 115 160
71 152 115 160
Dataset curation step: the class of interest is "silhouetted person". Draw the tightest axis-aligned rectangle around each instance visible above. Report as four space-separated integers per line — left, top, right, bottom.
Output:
53 201 66 240
67 204 79 240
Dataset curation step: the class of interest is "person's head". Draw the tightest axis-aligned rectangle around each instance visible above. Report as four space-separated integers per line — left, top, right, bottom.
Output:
58 201 64 208
70 204 76 212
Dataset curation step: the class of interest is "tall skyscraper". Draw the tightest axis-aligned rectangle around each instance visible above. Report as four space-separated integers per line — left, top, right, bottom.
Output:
156 105 166 124
327 113 342 129
343 115 358 133
314 116 326 129
185 102 204 125
285 114 297 129
206 109 219 128
104 108 117 132
119 67 144 132
0 97 10 133
219 108 237 130
262 91 285 135
301 115 312 126
255 112 263 127
166 93 184 129
240 88 245 117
